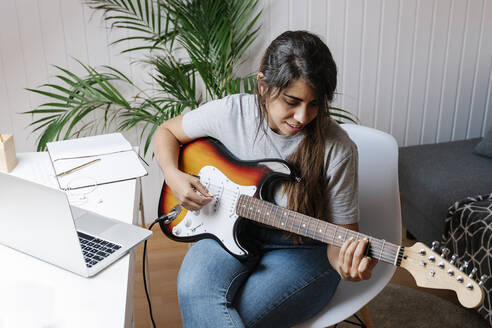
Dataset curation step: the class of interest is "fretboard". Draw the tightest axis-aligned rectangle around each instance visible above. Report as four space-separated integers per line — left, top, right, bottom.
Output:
236 195 403 266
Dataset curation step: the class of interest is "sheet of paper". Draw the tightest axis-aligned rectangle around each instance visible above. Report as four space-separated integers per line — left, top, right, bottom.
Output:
47 133 132 161
46 133 147 189
54 151 147 189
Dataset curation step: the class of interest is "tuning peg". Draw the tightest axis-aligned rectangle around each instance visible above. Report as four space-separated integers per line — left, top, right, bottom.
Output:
479 275 488 287
450 254 458 265
431 241 440 252
440 247 450 258
468 268 478 279
460 261 469 272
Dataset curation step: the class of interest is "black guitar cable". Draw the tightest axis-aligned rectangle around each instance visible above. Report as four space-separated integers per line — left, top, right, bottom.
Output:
142 208 180 328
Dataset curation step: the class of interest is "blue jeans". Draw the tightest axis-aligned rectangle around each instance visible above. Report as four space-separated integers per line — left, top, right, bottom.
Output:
177 223 340 328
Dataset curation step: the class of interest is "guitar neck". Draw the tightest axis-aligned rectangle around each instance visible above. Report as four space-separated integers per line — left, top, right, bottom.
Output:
236 195 403 266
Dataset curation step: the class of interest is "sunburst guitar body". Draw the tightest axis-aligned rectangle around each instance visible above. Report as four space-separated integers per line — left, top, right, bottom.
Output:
158 137 296 258
158 137 485 309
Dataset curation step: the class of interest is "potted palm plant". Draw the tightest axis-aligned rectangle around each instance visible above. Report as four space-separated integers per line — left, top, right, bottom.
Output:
24 0 356 155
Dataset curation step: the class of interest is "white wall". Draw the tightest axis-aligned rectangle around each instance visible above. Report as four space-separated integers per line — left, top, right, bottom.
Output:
1 0 491 223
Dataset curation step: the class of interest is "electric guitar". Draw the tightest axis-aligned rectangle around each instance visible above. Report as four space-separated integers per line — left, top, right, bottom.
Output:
158 137 485 309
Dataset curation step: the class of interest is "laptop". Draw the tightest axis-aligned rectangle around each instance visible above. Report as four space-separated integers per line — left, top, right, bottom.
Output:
0 172 152 277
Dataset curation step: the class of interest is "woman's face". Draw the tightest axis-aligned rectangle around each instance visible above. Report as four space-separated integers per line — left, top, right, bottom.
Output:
264 78 319 136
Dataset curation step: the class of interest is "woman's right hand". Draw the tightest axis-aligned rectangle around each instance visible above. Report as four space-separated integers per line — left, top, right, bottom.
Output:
165 168 213 211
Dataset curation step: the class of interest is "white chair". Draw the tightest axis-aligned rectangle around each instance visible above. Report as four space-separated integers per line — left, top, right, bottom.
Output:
297 124 402 328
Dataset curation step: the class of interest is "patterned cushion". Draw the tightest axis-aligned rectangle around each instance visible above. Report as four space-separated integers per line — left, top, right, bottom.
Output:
442 193 492 325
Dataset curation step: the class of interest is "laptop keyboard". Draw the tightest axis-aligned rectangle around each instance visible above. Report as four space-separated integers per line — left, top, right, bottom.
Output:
77 231 122 268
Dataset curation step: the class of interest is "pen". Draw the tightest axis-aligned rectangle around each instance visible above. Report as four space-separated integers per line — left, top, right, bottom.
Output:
56 158 101 177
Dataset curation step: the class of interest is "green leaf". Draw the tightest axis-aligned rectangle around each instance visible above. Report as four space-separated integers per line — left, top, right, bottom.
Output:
25 88 82 104
24 108 67 114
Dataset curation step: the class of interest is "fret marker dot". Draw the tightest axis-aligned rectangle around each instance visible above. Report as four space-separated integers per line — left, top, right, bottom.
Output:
281 222 285 226
338 235 342 239
267 213 270 216
302 224 306 228
257 210 260 213
319 229 323 232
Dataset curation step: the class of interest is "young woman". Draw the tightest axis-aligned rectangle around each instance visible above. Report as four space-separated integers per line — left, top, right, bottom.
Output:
154 30 377 328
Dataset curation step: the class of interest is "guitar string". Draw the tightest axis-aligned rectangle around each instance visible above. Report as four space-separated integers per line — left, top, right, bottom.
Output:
250 197 399 262
402 249 465 278
252 198 401 263
208 193 398 263
240 194 400 263
242 196 399 263
180 181 400 262
203 182 401 261
249 196 402 258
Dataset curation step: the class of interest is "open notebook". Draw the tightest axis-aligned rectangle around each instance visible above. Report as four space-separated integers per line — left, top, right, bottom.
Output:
47 133 147 189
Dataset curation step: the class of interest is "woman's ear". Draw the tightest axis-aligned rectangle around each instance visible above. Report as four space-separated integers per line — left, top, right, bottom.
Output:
257 72 266 95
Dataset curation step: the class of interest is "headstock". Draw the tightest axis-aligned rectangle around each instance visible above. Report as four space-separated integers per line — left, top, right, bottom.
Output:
399 242 485 309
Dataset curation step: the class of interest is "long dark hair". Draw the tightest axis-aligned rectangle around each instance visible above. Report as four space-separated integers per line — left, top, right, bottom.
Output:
254 30 337 222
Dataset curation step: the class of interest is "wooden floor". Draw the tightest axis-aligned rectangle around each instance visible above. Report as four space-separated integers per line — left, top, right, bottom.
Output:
133 230 188 328
132 227 459 328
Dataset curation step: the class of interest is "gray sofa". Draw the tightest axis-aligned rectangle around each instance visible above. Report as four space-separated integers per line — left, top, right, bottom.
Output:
398 138 492 245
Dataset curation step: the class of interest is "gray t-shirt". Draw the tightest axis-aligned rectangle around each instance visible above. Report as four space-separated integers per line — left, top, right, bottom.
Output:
182 93 359 225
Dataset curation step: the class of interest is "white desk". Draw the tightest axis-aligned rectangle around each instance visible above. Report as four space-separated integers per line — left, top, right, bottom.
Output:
0 152 141 328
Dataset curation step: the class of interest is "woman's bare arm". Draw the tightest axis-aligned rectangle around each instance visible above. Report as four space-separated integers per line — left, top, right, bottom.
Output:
153 115 212 211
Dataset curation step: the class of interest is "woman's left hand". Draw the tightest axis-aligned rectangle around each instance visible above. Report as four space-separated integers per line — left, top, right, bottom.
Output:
336 237 378 281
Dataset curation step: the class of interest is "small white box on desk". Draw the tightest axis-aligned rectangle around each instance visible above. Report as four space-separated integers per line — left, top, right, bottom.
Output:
0 134 17 173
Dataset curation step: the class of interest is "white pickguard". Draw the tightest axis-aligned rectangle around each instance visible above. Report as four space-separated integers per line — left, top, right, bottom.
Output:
171 166 257 256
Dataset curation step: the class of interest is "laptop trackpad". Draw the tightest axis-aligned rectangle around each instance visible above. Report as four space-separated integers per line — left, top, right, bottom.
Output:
74 213 117 235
